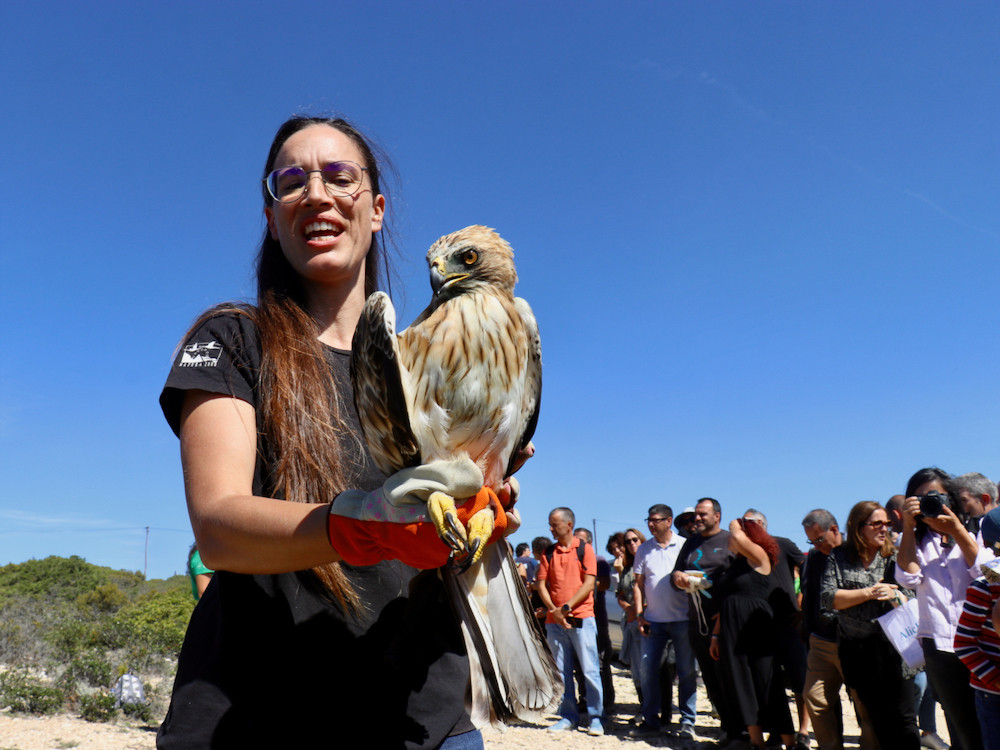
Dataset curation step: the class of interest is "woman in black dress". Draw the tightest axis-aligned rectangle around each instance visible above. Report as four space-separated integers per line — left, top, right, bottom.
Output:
710 517 794 750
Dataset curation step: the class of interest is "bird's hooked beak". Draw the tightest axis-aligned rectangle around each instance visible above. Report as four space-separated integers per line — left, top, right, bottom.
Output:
429 255 469 297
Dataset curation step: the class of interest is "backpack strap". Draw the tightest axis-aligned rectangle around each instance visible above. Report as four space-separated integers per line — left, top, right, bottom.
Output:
543 541 587 571
543 543 556 566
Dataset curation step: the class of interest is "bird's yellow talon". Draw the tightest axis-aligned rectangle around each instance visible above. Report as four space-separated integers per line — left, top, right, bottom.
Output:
464 508 495 567
429 491 467 552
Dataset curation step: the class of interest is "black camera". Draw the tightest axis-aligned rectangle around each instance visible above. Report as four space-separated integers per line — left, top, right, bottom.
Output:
918 491 951 518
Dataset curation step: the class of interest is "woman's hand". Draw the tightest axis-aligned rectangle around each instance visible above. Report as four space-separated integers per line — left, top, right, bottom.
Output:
868 582 899 602
709 635 720 661
901 496 921 529
921 504 965 537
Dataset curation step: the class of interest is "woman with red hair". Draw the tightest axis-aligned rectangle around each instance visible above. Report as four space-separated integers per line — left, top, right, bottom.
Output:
710 517 794 750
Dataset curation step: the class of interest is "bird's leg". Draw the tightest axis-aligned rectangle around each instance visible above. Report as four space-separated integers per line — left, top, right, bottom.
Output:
427 491 468 553
461 506 495 569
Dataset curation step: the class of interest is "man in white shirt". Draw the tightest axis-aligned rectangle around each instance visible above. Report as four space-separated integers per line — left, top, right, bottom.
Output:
630 504 697 739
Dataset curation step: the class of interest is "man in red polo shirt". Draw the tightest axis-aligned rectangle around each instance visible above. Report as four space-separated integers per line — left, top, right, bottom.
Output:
537 506 604 736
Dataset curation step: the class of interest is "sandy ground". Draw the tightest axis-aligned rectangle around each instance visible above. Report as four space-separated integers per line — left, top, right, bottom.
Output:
0 664 949 750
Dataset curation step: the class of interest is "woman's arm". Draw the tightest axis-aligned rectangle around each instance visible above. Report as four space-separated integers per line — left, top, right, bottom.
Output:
728 519 771 574
180 390 341 573
831 582 897 610
922 506 982 567
896 497 921 575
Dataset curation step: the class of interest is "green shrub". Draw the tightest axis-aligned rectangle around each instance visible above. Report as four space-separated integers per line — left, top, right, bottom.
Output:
65 652 114 688
79 691 117 722
110 588 193 656
0 556 106 603
48 615 100 662
77 583 128 614
120 696 154 723
0 670 65 714
0 555 191 719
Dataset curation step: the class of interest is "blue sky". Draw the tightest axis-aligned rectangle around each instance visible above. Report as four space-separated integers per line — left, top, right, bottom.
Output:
2 2 999 579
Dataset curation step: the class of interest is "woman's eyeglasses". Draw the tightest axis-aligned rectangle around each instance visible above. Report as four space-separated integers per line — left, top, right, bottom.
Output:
625 537 640 545
265 161 368 203
864 521 891 530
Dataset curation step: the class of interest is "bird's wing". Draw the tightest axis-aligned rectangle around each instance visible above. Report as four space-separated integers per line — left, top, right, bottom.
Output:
442 542 563 728
504 297 542 479
350 291 422 475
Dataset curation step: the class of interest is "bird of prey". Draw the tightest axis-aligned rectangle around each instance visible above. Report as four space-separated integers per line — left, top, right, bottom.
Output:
350 225 560 727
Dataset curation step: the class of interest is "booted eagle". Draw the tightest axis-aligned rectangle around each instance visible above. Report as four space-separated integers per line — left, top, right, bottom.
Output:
350 225 560 727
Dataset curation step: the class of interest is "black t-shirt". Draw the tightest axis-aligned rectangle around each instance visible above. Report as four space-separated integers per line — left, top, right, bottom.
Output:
672 531 735 621
157 310 472 749
769 535 805 623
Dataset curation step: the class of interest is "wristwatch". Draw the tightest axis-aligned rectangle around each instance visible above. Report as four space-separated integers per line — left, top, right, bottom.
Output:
561 603 571 614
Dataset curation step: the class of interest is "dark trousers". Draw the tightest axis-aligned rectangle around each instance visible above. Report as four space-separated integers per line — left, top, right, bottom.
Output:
839 633 919 750
690 620 743 737
921 639 984 750
660 644 676 723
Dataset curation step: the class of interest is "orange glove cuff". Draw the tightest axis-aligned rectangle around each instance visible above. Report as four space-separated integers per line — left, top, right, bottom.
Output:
327 513 452 570
328 487 507 569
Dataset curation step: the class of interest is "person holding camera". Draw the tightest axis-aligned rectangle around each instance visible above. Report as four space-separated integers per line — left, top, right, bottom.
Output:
536 507 604 736
897 468 991 750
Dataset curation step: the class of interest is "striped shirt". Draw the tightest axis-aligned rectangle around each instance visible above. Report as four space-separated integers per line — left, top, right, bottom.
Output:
954 577 1000 695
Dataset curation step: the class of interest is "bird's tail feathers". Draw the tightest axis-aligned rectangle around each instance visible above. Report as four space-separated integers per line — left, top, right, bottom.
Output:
443 543 562 729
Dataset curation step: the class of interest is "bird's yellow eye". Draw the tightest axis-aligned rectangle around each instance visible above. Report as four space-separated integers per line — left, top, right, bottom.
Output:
462 249 478 266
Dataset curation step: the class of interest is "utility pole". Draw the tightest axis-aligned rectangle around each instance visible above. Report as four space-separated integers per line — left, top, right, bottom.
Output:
144 526 150 580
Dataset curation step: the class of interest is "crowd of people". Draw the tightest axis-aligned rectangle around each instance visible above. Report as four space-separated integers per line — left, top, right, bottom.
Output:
513 469 1000 750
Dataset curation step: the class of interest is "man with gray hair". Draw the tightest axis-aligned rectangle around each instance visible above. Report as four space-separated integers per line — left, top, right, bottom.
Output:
952 472 998 534
536 507 604 735
800 509 876 750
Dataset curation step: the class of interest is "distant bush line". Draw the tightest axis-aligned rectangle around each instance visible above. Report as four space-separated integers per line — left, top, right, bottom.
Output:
0 555 194 723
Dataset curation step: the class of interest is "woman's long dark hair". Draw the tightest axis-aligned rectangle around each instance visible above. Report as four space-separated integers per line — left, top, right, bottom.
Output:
192 116 396 613
905 467 953 543
256 116 396 612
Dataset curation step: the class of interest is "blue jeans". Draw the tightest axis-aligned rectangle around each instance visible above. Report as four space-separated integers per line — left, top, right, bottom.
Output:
977 690 1000 750
912 670 937 732
547 618 603 724
639 619 697 728
438 730 484 750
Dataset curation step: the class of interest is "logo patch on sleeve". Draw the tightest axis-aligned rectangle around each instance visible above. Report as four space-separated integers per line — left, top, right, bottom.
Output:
179 340 223 367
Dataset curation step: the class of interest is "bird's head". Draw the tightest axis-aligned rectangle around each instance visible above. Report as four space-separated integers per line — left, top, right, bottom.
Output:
426 225 518 300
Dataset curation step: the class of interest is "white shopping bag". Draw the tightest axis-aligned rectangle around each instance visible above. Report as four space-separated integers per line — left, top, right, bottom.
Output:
877 597 924 669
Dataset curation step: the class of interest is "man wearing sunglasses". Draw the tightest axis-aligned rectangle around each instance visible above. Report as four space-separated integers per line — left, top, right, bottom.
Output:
630 504 696 739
